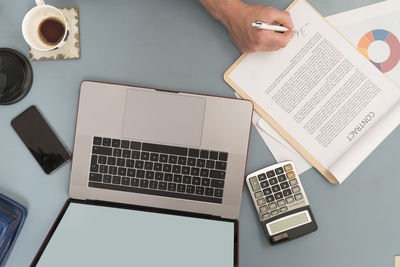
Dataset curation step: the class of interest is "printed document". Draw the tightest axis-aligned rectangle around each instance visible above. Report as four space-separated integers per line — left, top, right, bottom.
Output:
225 0 400 183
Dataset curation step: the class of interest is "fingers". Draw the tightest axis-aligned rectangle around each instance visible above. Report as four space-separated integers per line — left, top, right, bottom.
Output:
245 6 295 52
222 2 295 53
250 28 294 52
277 11 294 29
269 30 295 47
265 7 294 29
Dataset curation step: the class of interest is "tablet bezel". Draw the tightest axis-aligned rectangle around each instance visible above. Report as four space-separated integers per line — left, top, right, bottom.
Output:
30 198 239 267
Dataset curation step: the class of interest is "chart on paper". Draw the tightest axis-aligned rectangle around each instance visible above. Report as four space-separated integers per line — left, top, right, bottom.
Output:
357 29 400 73
327 0 400 84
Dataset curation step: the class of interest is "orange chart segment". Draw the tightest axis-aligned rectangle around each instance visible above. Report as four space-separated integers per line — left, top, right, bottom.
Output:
365 31 375 42
357 36 372 51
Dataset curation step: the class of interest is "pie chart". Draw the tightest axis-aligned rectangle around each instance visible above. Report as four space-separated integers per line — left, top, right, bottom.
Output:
357 29 400 73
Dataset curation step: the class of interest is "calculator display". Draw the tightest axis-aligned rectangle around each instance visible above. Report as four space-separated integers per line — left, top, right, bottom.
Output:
267 211 311 235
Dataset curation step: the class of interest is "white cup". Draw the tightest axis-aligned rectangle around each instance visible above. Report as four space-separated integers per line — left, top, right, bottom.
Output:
22 0 69 51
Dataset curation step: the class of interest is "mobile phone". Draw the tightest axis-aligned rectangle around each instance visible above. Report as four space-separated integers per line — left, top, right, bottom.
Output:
11 106 71 174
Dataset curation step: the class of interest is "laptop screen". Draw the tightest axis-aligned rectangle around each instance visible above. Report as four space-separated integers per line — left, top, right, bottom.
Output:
34 201 236 267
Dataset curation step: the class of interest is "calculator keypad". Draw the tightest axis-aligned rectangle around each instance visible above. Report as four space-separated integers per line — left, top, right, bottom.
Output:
247 161 308 221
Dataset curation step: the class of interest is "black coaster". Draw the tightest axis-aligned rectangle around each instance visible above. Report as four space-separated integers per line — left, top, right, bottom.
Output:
0 48 33 105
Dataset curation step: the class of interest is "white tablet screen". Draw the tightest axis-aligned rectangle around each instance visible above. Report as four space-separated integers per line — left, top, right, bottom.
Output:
36 202 235 267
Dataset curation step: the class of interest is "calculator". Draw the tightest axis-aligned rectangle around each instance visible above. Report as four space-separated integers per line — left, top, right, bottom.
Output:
246 161 317 245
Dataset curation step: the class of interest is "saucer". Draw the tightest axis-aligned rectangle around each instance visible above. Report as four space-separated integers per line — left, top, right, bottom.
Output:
0 48 33 105
29 8 80 61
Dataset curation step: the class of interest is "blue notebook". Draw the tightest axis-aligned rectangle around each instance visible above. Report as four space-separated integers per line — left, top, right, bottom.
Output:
0 193 26 266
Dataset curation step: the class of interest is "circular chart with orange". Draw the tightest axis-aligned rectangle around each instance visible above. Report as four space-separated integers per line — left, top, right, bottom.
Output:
357 29 400 73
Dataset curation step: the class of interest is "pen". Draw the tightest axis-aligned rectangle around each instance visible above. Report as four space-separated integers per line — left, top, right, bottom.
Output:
252 20 289 32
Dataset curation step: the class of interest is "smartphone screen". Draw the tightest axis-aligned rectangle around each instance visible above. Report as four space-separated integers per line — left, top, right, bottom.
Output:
11 106 71 174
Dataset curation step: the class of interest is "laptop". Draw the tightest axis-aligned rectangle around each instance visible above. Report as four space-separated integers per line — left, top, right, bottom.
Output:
69 81 253 219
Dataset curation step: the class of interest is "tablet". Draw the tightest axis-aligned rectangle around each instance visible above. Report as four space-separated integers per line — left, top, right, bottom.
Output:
31 199 238 267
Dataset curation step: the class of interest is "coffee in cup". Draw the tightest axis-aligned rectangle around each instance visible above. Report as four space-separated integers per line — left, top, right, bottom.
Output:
22 0 69 51
38 16 66 45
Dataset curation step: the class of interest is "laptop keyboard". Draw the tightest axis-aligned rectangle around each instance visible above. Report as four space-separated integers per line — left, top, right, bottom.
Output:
88 136 228 204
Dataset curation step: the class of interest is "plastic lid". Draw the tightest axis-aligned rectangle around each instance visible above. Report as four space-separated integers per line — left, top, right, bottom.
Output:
0 48 33 105
0 192 26 266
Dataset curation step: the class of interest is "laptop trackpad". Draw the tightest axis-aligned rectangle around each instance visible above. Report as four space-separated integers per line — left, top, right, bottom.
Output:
123 89 206 147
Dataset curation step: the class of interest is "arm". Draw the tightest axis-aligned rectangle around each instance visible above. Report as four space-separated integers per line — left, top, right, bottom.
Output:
198 0 294 52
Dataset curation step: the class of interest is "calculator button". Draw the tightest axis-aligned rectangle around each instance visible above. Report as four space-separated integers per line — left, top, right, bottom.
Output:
272 185 280 192
263 188 272 195
268 202 277 210
275 167 284 175
262 213 271 220
254 191 263 199
277 200 286 207
249 177 261 191
274 192 283 200
260 206 269 213
286 196 294 204
257 198 267 206
295 193 303 201
284 164 293 172
289 178 298 186
258 173 267 181
269 177 278 185
287 171 296 179
279 207 288 213
271 209 279 216
278 174 286 182
266 195 275 203
280 182 289 189
266 170 275 178
292 186 301 194
283 189 292 196
260 181 269 188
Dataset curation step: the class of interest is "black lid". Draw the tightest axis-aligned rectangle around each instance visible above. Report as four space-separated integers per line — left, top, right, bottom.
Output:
0 48 33 105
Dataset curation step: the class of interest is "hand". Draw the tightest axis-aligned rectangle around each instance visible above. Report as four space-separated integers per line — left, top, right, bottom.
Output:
199 0 295 53
225 3 294 52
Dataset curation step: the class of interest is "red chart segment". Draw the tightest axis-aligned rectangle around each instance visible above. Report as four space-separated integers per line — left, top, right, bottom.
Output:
382 33 400 72
357 29 400 73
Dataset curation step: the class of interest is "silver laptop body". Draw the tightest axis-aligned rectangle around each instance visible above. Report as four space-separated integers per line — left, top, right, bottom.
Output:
69 81 253 219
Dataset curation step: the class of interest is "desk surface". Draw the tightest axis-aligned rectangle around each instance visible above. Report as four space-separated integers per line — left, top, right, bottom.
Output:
1 0 399 266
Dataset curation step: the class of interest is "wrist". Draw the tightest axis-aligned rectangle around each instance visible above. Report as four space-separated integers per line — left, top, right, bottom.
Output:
220 0 246 29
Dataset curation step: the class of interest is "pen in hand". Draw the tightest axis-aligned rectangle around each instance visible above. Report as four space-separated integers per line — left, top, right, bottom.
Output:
252 20 291 32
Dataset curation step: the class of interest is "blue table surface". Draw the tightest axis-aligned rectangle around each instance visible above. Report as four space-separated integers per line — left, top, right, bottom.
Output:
1 0 399 266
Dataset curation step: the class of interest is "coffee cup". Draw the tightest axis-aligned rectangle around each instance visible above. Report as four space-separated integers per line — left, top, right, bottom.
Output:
22 0 69 51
